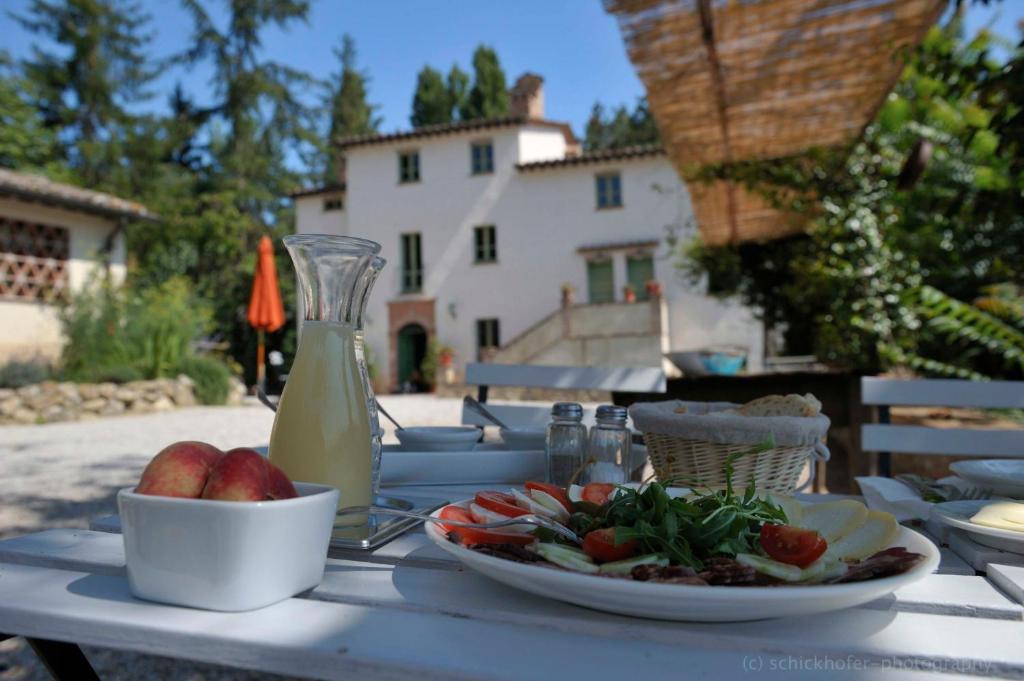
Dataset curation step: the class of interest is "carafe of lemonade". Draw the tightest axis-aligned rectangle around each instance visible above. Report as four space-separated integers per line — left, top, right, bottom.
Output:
269 235 385 532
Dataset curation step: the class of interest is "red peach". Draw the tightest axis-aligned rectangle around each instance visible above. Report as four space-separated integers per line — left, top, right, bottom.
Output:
200 448 270 501
266 460 299 499
136 441 222 498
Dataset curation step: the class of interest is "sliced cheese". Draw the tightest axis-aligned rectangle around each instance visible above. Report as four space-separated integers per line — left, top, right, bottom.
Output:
799 499 869 543
970 502 1024 533
827 509 899 561
762 493 803 525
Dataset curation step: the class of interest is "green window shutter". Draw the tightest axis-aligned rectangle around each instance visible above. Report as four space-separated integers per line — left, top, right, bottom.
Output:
587 259 614 303
473 225 496 263
627 255 655 300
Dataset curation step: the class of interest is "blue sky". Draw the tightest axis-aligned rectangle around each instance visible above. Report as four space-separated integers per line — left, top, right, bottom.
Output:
1 1 1021 140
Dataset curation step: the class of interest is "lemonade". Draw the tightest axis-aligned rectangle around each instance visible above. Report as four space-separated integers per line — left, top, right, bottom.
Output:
269 320 372 531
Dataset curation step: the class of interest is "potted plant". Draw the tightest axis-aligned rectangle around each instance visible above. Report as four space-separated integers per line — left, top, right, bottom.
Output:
623 284 637 303
645 279 662 298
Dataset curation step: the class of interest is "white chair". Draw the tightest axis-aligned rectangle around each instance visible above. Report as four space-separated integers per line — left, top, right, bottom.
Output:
461 362 666 428
861 377 1024 476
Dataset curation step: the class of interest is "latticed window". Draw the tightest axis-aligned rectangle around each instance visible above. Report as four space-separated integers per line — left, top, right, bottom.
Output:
0 218 70 302
473 225 497 263
471 141 494 174
400 232 423 293
399 151 420 183
595 172 623 209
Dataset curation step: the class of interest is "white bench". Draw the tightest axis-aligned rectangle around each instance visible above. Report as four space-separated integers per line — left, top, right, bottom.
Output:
861 377 1024 476
462 363 666 428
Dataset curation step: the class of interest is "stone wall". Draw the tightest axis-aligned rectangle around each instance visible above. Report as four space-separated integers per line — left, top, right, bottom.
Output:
0 376 245 425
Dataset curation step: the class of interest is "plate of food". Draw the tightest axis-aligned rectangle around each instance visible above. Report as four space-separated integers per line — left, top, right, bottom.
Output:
949 460 1024 498
931 500 1024 553
425 471 938 621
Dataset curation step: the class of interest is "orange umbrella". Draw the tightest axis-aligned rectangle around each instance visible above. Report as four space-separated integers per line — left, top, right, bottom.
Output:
247 235 286 387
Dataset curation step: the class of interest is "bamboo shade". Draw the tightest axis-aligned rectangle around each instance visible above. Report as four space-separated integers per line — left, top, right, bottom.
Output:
605 0 945 245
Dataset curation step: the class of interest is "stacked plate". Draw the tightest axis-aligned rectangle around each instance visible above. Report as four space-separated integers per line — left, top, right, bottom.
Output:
931 459 1024 554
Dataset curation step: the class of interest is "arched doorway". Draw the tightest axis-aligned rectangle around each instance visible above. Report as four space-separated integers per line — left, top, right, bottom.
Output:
396 323 428 392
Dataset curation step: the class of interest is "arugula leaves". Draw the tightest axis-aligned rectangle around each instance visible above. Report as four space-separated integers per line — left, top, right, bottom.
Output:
598 437 788 569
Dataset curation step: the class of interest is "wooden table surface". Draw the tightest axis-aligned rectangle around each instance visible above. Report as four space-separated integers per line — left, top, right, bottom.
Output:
1 483 1023 681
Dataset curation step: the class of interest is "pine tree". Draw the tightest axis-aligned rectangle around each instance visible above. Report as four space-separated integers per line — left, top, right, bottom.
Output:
325 35 380 182
12 0 159 188
464 46 509 120
411 66 452 127
0 51 59 171
583 97 661 151
447 65 471 121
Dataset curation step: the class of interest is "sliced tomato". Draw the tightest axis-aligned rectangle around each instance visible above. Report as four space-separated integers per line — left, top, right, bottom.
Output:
759 523 828 567
474 491 530 517
524 481 573 514
581 483 616 506
582 527 638 563
438 505 534 546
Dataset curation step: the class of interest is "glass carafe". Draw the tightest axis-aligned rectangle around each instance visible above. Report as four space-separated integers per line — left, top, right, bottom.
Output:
269 235 385 535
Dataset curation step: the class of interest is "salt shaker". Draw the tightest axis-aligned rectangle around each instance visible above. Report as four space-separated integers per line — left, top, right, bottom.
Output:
583 405 630 484
545 402 587 486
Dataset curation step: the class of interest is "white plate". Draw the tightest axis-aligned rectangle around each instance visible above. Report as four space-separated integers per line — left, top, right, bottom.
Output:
426 500 938 622
499 426 547 450
931 500 1024 554
395 427 482 451
950 459 1024 498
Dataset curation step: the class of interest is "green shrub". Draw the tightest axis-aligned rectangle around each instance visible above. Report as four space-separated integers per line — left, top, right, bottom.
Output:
60 275 212 382
177 355 232 405
0 359 51 388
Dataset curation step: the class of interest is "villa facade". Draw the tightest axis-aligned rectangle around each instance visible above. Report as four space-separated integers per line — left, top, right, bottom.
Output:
292 76 762 391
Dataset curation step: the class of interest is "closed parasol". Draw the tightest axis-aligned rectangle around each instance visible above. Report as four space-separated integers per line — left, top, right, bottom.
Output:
247 235 286 388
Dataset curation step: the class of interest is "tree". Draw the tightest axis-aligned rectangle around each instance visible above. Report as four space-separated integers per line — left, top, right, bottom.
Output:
464 46 508 120
447 65 471 122
11 0 160 188
324 35 380 182
681 22 1024 379
584 97 661 151
411 66 452 127
0 51 59 171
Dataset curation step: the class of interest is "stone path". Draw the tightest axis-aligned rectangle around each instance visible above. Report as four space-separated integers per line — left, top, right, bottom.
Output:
0 395 463 681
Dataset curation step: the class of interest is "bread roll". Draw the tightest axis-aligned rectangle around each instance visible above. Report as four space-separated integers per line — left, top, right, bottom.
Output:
736 393 822 417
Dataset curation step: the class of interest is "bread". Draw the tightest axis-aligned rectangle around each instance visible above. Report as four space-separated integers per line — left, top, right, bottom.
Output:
736 393 822 418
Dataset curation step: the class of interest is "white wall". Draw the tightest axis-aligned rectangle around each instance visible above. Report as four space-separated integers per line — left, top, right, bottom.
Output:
299 126 763 389
0 198 126 361
294 190 348 236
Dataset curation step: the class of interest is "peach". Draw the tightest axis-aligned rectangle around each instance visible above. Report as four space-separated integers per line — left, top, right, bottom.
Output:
266 460 298 499
200 448 270 501
136 441 222 498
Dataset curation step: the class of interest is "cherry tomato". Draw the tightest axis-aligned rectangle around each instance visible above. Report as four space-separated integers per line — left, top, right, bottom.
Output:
582 527 638 563
439 505 534 546
474 491 530 517
581 483 616 506
759 524 828 567
524 481 573 513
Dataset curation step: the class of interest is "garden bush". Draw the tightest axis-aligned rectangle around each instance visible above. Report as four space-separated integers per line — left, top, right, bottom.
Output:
0 359 52 388
176 355 232 405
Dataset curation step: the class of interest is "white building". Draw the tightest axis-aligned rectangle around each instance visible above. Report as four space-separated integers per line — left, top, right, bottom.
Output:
0 169 154 362
292 76 762 391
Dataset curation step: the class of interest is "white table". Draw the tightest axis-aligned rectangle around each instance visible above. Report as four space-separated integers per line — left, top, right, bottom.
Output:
1 483 1023 681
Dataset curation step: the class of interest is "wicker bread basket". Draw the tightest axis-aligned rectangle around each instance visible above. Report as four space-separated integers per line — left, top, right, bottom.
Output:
629 400 830 494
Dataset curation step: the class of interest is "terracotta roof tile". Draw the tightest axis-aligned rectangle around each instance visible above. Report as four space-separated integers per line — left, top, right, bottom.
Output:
516 144 665 171
336 116 577 150
0 168 155 221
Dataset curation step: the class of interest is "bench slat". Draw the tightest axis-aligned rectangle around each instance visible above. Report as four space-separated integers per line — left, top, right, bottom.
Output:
862 425 1024 457
861 377 1024 409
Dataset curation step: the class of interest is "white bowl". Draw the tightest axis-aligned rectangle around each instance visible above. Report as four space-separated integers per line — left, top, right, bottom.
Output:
499 426 547 450
118 482 339 611
395 426 481 451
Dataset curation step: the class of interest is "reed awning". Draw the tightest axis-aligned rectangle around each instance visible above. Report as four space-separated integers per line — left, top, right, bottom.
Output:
605 0 945 245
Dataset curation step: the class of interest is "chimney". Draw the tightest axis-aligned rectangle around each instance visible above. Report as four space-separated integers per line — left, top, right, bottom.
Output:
509 73 544 119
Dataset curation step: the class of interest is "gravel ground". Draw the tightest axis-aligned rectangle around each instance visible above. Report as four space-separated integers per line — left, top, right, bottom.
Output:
0 395 463 681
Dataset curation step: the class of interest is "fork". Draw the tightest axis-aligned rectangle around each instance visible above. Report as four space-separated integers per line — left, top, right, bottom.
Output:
337 505 582 544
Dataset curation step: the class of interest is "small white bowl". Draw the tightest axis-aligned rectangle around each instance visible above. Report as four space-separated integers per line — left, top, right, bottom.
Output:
500 426 547 450
395 426 481 451
118 482 339 611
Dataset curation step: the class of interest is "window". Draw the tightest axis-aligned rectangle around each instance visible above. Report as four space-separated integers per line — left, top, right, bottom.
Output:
595 172 623 209
399 151 420 183
473 225 497 263
476 318 500 359
627 254 655 301
586 259 614 304
400 233 423 292
471 141 494 174
0 218 69 302
322 197 343 211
